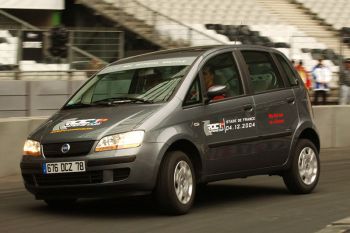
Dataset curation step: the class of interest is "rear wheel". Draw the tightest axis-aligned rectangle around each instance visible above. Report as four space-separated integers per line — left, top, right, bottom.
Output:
155 151 196 215
283 139 320 194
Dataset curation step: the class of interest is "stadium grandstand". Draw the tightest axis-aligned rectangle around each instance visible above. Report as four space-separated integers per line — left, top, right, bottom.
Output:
0 0 350 116
75 0 350 88
1 0 349 71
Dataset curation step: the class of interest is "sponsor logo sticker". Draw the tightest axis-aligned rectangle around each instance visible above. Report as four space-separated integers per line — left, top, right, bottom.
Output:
203 117 256 136
50 118 109 133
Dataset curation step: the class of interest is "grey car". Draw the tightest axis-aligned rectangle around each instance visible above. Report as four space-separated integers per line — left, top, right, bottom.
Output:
21 45 320 214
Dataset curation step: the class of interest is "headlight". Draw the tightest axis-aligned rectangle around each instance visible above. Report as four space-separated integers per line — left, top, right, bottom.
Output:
95 131 144 152
23 140 41 156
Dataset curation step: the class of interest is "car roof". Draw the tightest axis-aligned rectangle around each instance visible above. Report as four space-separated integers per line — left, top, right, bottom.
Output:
109 45 279 66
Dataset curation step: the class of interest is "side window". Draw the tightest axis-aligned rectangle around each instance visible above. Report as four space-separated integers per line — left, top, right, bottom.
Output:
241 51 284 93
201 52 243 99
274 53 299 86
184 77 202 106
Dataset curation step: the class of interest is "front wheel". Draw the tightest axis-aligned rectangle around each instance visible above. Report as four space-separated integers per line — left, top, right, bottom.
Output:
155 151 196 215
283 139 320 194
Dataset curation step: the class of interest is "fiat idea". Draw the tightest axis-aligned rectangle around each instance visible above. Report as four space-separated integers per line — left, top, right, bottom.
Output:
21 45 320 214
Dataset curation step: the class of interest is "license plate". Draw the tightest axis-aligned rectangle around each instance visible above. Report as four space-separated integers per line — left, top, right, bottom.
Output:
43 161 86 174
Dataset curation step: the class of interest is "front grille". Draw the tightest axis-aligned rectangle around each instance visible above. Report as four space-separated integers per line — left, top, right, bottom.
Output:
35 171 103 186
42 141 95 158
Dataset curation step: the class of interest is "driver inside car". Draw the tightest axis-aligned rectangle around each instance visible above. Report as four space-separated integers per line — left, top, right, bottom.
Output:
202 66 225 100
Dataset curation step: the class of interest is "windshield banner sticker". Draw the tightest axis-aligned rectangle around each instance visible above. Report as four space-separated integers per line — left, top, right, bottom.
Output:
51 118 109 133
99 57 197 74
203 117 255 136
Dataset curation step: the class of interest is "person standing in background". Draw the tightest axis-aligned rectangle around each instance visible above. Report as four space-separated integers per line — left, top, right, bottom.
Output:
339 58 350 105
295 60 311 90
312 59 332 105
291 59 295 65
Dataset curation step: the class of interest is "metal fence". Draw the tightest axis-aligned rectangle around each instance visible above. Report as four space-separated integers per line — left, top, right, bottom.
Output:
69 29 124 64
0 28 124 80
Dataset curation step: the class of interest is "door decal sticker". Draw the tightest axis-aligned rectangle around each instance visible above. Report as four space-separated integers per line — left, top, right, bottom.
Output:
268 113 285 125
203 117 256 136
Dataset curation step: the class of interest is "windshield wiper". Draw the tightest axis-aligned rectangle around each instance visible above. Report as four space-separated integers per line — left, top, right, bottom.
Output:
63 103 95 109
93 97 153 105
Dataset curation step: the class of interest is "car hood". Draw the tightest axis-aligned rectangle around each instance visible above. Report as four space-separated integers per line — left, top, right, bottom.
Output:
30 104 162 144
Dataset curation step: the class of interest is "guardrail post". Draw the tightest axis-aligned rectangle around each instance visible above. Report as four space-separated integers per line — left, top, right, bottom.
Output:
68 30 74 70
25 81 31 116
119 31 125 59
339 35 343 65
188 28 192 45
15 29 23 80
152 11 157 26
290 35 294 59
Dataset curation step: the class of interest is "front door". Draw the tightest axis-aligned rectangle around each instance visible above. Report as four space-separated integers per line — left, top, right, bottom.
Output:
202 96 257 174
189 52 259 175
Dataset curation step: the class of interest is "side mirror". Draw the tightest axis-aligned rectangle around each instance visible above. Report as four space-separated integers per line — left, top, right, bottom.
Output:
207 85 226 99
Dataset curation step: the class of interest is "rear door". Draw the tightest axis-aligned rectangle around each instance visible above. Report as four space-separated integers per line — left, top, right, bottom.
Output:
239 50 299 168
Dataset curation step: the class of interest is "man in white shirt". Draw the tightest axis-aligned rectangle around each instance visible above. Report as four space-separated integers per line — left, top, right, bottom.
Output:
312 59 332 105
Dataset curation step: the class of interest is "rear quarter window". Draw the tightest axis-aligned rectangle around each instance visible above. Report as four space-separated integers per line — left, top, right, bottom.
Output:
274 53 299 86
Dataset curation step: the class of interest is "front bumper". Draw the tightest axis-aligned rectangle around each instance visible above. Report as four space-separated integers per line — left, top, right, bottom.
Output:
20 143 163 200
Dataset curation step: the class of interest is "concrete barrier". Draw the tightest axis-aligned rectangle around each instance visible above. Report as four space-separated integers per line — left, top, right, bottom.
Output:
0 106 349 177
0 117 47 177
0 80 85 117
313 106 350 148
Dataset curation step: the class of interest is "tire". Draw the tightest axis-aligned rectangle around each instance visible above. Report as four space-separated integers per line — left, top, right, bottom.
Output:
283 139 320 194
44 198 77 209
155 151 196 215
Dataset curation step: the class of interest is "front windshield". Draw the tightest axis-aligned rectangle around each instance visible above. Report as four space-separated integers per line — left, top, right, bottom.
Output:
65 57 196 108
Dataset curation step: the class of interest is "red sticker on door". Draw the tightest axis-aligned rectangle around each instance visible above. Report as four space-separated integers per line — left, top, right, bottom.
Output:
268 113 285 125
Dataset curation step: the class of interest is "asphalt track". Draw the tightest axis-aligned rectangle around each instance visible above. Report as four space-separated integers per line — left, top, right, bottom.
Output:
1 148 350 233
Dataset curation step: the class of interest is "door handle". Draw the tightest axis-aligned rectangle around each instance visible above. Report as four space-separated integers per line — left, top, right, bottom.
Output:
286 97 295 104
243 104 253 111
